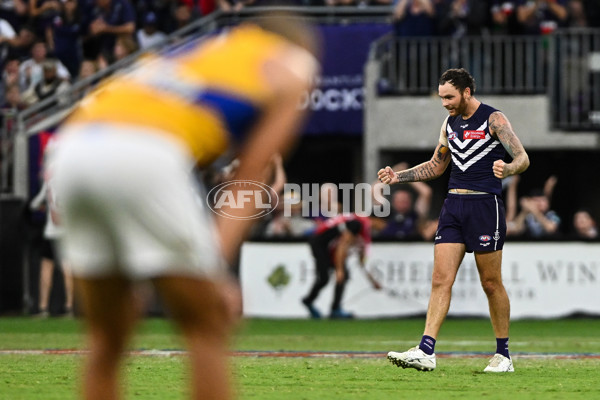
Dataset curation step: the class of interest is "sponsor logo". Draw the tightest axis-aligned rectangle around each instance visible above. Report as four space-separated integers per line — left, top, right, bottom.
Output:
300 87 363 111
448 132 457 140
480 242 490 247
463 130 486 140
267 265 291 292
207 180 278 220
479 235 492 242
435 236 442 240
460 124 469 128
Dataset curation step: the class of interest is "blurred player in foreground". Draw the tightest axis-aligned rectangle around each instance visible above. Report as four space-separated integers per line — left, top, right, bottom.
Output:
378 68 529 373
302 213 381 319
50 14 320 400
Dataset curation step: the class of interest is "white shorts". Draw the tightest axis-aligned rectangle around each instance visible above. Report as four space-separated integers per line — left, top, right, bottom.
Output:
51 123 224 280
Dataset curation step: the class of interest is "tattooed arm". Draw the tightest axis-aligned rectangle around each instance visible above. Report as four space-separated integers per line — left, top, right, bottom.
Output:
378 141 452 184
489 111 530 179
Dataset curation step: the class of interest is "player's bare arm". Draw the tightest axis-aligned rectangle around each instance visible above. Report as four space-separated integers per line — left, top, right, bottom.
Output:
378 142 451 184
489 111 530 179
217 50 316 263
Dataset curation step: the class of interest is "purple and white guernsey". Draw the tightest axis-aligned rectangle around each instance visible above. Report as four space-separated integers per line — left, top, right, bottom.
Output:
439 103 506 196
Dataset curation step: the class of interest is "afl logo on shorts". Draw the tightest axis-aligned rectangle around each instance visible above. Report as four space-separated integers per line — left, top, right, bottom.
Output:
207 180 278 220
479 235 492 242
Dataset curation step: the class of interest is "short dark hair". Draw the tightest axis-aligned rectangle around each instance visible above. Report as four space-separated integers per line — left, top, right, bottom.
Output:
439 68 475 94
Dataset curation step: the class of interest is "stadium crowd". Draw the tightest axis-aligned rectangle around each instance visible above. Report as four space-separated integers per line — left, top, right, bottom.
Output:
1 0 600 110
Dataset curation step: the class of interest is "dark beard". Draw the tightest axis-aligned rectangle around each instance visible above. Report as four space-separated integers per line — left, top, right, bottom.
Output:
457 94 468 116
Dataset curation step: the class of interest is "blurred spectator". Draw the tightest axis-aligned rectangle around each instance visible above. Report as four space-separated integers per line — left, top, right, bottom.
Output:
519 190 561 237
29 165 74 318
83 0 136 61
377 188 423 239
1 24 36 60
29 0 61 39
392 0 436 37
2 56 21 93
438 0 492 37
0 16 16 69
29 0 61 38
567 0 587 27
0 0 28 32
374 162 433 240
19 40 71 91
1 82 26 110
173 0 199 29
78 57 98 77
491 1 523 34
264 190 317 238
73 58 98 97
112 33 137 61
46 0 83 78
197 0 216 16
517 0 568 35
507 176 561 238
542 174 557 204
21 58 71 106
132 0 175 34
571 209 598 239
136 11 166 49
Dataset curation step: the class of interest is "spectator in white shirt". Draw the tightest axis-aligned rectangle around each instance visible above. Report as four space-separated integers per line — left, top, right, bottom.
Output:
136 12 166 50
19 40 71 91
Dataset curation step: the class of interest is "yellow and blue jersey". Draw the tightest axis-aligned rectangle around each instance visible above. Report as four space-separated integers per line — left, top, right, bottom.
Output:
66 25 295 167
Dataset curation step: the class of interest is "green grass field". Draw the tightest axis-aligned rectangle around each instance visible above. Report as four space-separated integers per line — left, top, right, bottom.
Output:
1 317 599 399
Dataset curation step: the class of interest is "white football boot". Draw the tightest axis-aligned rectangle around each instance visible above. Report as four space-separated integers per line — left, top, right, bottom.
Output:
387 346 436 371
483 354 515 372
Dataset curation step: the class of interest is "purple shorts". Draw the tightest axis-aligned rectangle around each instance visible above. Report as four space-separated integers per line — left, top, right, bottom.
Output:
434 193 506 253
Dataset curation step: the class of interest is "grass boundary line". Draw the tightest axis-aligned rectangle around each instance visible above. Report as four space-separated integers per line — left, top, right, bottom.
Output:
1 349 600 359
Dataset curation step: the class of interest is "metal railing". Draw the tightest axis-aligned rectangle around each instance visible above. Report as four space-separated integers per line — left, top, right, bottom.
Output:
550 29 600 131
373 34 548 95
372 29 600 132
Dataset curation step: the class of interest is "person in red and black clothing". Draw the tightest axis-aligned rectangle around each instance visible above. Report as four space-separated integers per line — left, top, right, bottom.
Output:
301 213 381 319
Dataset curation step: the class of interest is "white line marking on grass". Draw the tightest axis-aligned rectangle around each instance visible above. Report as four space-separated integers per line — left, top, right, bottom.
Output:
1 349 599 359
367 340 600 347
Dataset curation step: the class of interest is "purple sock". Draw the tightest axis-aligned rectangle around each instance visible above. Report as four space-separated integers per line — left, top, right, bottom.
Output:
496 337 510 359
418 335 436 355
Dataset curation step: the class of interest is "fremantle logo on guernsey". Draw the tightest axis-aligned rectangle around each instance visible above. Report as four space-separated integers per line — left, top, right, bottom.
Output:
207 181 391 220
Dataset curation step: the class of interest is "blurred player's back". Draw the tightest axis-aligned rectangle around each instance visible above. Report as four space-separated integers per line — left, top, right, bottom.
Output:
67 23 317 167
52 14 319 400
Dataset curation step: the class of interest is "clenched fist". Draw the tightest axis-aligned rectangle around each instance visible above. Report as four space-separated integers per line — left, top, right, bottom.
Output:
377 166 399 185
